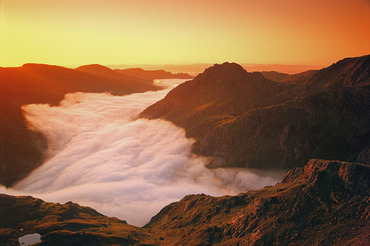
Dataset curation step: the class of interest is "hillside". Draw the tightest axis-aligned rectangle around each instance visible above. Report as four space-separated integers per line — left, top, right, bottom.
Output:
141 55 370 169
1 159 368 245
0 64 159 187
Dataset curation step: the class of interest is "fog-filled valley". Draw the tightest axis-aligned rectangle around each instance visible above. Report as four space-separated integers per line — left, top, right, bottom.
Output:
1 79 282 226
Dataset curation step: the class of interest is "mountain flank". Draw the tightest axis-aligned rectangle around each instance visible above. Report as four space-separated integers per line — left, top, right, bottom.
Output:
141 55 370 169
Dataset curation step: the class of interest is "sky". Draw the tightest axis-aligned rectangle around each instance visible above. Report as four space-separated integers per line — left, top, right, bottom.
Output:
1 0 369 68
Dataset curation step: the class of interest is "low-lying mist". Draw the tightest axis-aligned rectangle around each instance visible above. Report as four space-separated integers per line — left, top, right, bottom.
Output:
3 79 284 226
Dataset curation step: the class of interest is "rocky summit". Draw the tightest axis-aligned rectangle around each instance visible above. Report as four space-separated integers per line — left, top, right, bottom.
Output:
1 160 369 245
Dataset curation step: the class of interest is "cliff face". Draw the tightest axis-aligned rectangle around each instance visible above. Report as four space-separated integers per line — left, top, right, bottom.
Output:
145 160 370 246
141 55 370 169
1 160 368 245
0 64 159 187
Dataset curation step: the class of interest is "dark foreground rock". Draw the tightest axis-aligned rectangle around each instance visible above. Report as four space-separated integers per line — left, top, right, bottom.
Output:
1 160 369 245
0 194 150 245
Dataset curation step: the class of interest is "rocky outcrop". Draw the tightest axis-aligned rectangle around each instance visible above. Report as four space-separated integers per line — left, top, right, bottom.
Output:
141 55 370 169
2 160 367 245
145 160 370 245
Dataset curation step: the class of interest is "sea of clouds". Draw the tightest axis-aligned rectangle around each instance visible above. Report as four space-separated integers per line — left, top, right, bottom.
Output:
1 79 283 226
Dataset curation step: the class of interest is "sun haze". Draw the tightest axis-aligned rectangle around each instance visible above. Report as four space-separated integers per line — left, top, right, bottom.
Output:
1 0 369 68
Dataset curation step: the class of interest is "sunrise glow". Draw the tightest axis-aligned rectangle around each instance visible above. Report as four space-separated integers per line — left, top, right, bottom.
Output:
1 0 369 68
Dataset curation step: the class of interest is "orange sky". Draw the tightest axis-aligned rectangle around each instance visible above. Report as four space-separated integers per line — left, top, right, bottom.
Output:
1 0 369 68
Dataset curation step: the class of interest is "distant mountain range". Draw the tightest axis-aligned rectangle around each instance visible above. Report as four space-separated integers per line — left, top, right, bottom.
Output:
1 159 368 245
109 63 324 75
115 67 193 80
141 55 370 169
0 64 191 186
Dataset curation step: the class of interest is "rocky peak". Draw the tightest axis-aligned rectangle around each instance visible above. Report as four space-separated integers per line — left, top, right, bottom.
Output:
198 62 248 82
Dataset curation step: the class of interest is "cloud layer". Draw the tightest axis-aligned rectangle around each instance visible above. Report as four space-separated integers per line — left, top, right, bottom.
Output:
9 79 283 226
